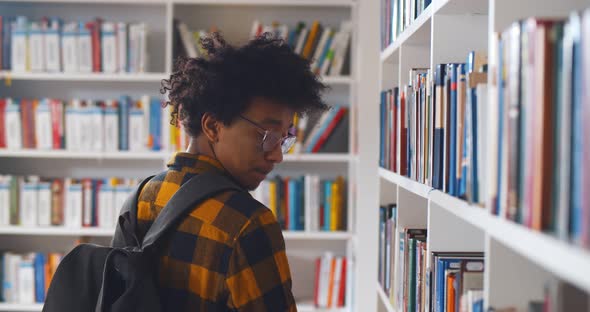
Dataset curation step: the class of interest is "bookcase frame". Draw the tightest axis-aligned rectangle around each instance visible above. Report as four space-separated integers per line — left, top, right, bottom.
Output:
377 0 590 311
0 0 383 311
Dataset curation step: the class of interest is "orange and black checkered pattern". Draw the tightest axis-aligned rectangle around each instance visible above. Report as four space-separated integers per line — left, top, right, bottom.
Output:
136 152 297 312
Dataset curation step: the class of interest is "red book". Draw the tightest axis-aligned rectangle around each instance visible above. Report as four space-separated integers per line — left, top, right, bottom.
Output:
400 91 407 175
50 99 64 149
338 257 347 307
0 98 6 148
313 257 321 307
88 19 102 72
93 179 102 227
311 107 347 153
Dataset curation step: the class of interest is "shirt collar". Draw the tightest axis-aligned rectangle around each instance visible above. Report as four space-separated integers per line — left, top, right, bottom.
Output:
167 152 225 173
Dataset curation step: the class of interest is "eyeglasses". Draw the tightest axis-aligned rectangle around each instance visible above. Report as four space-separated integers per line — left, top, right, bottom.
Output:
239 115 297 154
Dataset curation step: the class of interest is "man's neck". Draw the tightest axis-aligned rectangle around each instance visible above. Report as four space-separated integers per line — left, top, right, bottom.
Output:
185 137 215 159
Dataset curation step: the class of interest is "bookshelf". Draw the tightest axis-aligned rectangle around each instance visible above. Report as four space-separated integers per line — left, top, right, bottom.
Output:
0 0 381 311
377 0 590 311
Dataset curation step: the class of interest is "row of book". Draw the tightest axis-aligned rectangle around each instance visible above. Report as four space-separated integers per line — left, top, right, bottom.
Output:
1 252 63 304
379 50 489 206
289 106 349 154
0 96 187 152
313 252 348 308
0 16 148 73
174 19 352 77
0 175 136 229
378 211 486 312
251 175 347 232
489 10 590 247
381 0 432 49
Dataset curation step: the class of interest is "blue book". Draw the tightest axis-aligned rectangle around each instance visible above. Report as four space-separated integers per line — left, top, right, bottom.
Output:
118 96 130 151
288 180 297 230
433 64 446 190
435 258 461 312
449 64 459 196
495 38 505 216
466 52 481 203
316 32 334 73
458 63 468 198
323 181 332 231
570 13 583 242
150 98 162 151
34 253 46 303
2 17 14 70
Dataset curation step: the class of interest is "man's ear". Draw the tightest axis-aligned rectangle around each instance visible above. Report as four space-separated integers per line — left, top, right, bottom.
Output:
201 112 220 143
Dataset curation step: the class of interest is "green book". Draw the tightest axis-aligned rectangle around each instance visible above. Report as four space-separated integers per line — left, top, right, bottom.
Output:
407 238 417 312
9 176 19 225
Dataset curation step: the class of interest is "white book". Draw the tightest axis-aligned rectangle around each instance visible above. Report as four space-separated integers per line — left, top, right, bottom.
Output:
78 22 92 73
310 28 332 73
178 22 198 58
19 177 39 227
103 100 119 152
37 181 52 226
320 31 341 76
116 22 128 73
138 23 148 72
476 85 488 207
65 179 83 228
65 100 78 151
61 22 79 73
11 17 28 72
89 102 104 152
141 95 151 149
161 103 171 152
17 254 35 304
5 98 23 150
279 24 289 41
4 253 21 302
128 24 138 73
35 99 53 150
99 179 115 229
330 257 343 308
0 176 10 226
310 175 320 232
304 175 312 231
29 22 45 72
294 28 309 56
101 22 117 73
82 180 93 227
45 19 61 72
129 105 145 151
329 21 352 76
318 252 333 308
250 20 261 39
78 102 92 152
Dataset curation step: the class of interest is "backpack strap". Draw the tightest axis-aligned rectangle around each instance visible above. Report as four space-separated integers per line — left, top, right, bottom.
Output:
141 170 242 251
111 175 155 248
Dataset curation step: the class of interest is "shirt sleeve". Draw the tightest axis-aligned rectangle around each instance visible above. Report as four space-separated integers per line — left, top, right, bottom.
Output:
225 208 297 312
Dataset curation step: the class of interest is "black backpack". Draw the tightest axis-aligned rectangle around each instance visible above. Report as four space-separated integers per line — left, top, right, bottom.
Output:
42 171 241 312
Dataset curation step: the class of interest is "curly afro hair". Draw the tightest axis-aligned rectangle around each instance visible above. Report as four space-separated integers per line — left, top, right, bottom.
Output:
160 32 329 137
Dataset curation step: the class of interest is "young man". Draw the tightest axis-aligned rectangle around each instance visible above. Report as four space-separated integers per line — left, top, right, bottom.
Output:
138 33 328 311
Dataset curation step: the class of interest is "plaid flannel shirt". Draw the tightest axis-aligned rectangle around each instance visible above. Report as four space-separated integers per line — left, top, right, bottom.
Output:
136 152 297 312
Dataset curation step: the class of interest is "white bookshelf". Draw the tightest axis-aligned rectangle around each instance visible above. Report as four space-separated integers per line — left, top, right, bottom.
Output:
0 0 375 311
377 0 590 311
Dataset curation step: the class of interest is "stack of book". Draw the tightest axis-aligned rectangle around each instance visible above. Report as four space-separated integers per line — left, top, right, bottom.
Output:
380 51 489 206
378 204 396 302
290 105 349 154
381 0 433 49
0 16 148 73
431 253 484 312
1 252 63 304
174 19 352 76
313 252 348 309
0 174 137 229
0 96 182 153
489 9 590 246
251 175 347 232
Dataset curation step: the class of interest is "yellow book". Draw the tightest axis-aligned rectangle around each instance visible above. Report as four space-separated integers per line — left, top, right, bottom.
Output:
333 176 345 231
330 182 339 231
269 181 277 217
302 21 321 60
